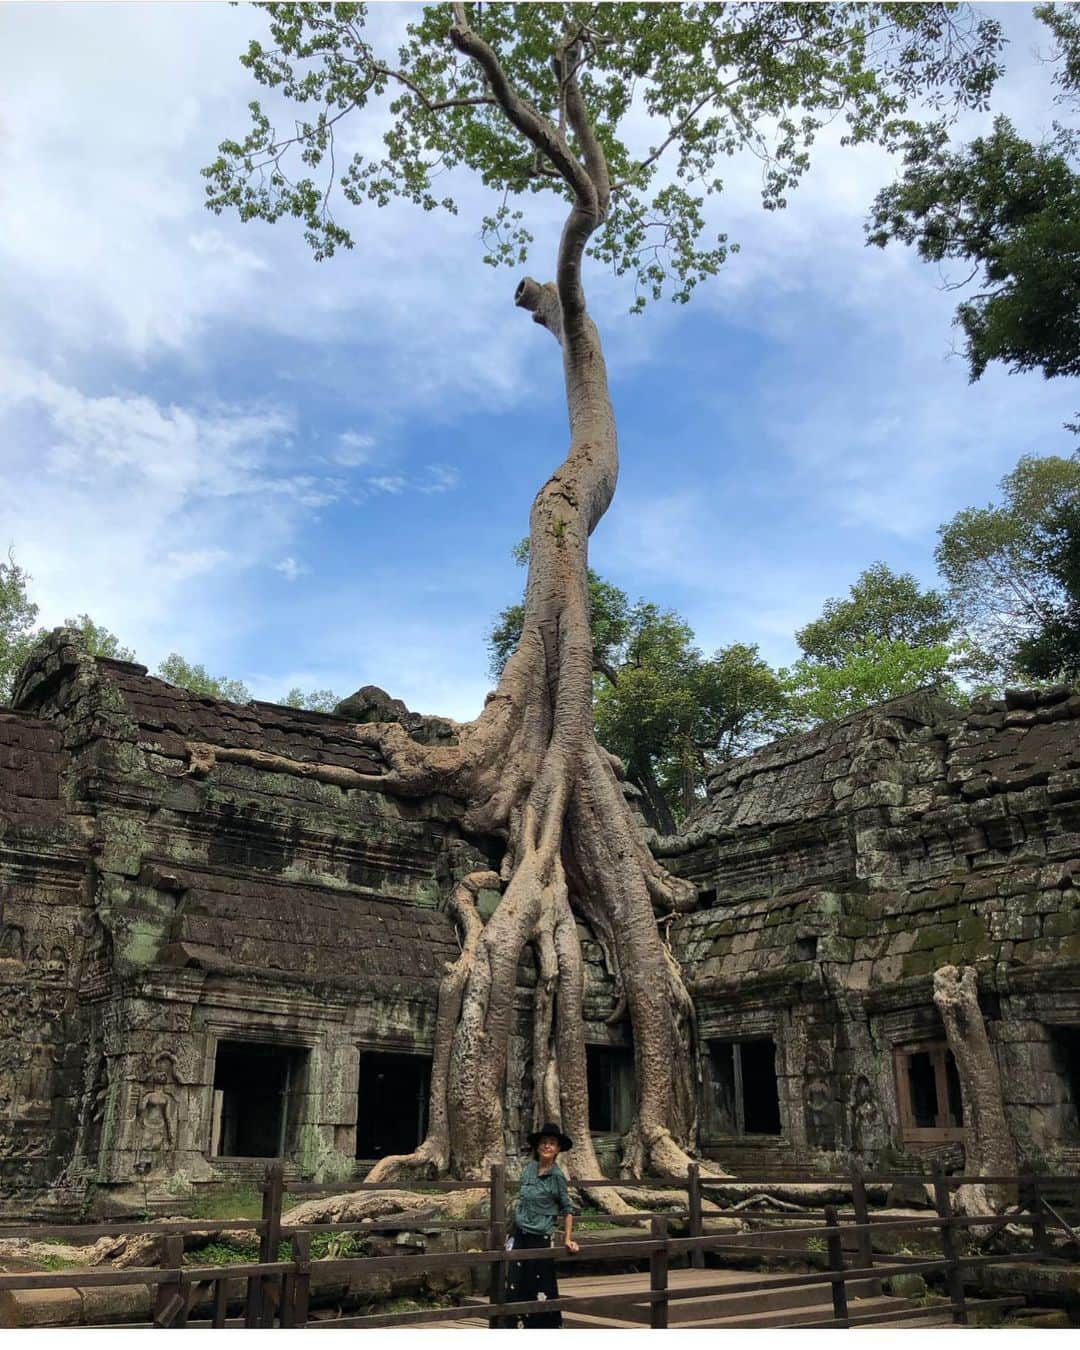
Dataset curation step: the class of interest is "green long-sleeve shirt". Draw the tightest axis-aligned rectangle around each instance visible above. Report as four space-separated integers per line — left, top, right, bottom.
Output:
513 1160 575 1237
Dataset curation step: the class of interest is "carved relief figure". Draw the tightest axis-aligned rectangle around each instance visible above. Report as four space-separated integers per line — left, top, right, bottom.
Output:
850 1074 878 1154
135 1052 180 1175
0 924 24 962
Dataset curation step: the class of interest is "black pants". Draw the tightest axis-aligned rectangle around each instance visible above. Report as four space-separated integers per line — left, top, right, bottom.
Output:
507 1227 561 1328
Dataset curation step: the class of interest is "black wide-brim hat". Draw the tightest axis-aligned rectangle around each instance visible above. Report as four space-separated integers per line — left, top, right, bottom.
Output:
525 1122 574 1152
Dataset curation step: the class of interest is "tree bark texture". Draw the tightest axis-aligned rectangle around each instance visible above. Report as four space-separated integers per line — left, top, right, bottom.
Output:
933 964 1017 1214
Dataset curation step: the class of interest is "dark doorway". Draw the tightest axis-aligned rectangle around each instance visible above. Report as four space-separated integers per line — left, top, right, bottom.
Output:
356 1051 431 1160
212 1041 308 1158
908 1050 938 1128
586 1045 634 1133
741 1039 782 1134
1049 1026 1080 1135
706 1037 782 1136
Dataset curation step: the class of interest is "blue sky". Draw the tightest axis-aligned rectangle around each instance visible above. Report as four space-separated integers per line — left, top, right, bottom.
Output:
1 2 1076 719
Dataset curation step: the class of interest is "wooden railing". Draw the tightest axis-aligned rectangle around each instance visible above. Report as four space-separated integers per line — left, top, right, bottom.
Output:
0 1166 1075 1329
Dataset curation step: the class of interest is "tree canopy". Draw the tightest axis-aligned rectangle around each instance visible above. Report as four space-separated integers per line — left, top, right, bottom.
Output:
206 3 1003 306
936 452 1080 682
780 562 964 726
867 3 1080 386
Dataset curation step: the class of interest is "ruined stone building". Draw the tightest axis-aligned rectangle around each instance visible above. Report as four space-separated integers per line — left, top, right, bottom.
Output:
1 629 1078 1215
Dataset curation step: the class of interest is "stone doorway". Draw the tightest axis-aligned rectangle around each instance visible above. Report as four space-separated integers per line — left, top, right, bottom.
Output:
355 1051 431 1161
211 1040 309 1159
707 1037 782 1136
586 1045 634 1134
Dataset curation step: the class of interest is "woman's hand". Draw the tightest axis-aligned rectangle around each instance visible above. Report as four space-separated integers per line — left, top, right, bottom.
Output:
565 1239 580 1254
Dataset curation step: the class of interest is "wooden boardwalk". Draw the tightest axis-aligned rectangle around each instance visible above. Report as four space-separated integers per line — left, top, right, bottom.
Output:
409 1267 965 1329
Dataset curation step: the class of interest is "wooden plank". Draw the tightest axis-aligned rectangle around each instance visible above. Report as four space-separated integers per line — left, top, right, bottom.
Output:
0 1219 264 1241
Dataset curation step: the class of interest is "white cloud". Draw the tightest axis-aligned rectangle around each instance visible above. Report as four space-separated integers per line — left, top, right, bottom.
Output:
367 475 408 495
334 431 377 467
419 464 460 494
273 557 307 583
0 357 336 659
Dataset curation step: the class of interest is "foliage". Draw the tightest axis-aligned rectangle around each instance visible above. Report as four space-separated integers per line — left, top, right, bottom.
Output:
795 562 953 666
781 637 958 728
935 454 1080 682
185 1236 292 1265
781 563 965 726
596 635 788 825
284 686 341 712
63 615 136 663
156 653 254 703
1012 497 1080 680
867 5 1080 387
0 551 134 703
206 3 1002 309
0 548 39 703
309 1230 365 1259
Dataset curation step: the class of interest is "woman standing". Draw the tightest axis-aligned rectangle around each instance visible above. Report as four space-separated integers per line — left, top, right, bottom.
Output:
506 1123 580 1328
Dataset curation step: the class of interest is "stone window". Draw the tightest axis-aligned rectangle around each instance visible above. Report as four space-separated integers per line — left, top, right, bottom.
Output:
211 1040 309 1159
586 1045 634 1134
893 1041 964 1144
706 1037 782 1136
355 1051 431 1161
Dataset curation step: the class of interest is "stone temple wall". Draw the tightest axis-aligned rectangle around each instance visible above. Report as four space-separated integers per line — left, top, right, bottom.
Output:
661 685 1080 1175
1 630 1079 1214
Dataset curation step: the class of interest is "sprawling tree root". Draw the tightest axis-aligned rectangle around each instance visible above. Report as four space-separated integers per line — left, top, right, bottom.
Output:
282 1188 488 1231
933 965 1018 1219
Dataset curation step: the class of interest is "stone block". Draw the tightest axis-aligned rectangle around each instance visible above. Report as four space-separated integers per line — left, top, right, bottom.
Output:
0 1288 83 1328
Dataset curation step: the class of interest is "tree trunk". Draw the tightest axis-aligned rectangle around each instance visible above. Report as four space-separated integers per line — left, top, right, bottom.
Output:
629 754 678 836
356 8 721 1199
933 964 1017 1215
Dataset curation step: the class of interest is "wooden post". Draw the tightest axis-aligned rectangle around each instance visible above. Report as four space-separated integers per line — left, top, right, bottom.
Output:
649 1216 669 1330
1029 1175 1052 1259
153 1234 186 1328
932 1164 968 1328
211 1274 229 1329
824 1204 849 1327
248 1160 284 1327
488 1161 507 1329
688 1162 704 1270
281 1230 311 1329
850 1169 879 1296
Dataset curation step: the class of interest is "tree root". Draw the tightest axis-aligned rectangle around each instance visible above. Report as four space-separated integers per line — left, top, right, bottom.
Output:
283 1188 488 1230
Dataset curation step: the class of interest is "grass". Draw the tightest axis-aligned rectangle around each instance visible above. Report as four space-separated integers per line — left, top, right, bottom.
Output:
180 1184 264 1222
36 1253 81 1271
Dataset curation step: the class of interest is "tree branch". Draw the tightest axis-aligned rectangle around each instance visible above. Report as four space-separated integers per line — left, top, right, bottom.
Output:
374 64 496 113
449 2 595 207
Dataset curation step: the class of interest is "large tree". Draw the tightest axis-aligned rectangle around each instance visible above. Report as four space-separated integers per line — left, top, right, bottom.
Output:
867 4 1080 390
207 2 1002 1186
780 561 965 725
937 452 1080 682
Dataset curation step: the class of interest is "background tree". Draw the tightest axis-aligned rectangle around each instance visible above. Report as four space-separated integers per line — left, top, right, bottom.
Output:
208 1 1002 1189
0 549 39 704
0 551 135 703
781 563 964 725
867 4 1080 406
1012 496 1080 680
156 653 254 704
938 453 1080 682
